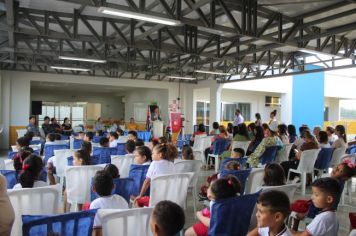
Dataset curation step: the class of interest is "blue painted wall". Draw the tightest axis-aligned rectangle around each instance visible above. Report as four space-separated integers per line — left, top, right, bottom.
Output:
292 66 324 132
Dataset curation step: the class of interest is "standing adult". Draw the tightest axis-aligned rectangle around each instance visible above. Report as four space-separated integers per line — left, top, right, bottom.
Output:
41 116 52 136
233 109 244 126
268 110 277 125
254 113 262 126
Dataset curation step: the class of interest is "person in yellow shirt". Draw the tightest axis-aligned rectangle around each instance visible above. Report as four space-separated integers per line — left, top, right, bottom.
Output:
127 117 138 131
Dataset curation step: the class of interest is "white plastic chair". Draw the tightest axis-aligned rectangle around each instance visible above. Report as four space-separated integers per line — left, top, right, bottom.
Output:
16 129 27 138
29 143 41 153
244 168 265 194
111 155 135 178
330 147 347 167
73 126 83 133
287 149 320 195
275 143 293 163
192 135 209 164
100 208 154 236
118 136 129 143
4 159 14 170
232 141 251 154
7 185 61 236
174 160 203 217
54 149 75 178
11 145 17 152
39 127 46 139
65 165 104 205
0 159 5 170
149 172 194 209
349 229 356 236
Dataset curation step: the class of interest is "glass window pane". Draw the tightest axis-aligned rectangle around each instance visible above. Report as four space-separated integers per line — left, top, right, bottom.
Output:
222 103 237 121
238 103 251 121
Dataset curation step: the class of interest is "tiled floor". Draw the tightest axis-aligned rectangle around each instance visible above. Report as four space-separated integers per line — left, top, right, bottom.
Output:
1 150 355 236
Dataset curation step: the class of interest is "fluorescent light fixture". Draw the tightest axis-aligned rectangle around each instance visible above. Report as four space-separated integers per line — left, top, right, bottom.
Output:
58 56 106 63
98 7 181 26
168 76 195 80
50 66 90 72
194 70 231 76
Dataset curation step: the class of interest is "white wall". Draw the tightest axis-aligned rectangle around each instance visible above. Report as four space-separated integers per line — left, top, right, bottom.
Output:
324 97 340 121
31 88 125 120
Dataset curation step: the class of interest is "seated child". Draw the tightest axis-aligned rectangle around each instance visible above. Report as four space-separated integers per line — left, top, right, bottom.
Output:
150 200 185 236
292 177 341 236
99 137 109 148
262 163 286 186
84 131 94 142
135 139 145 147
104 163 120 179
247 190 291 236
128 131 138 141
133 144 177 207
45 133 56 145
109 132 119 148
126 140 136 154
90 170 128 236
185 176 241 236
134 146 152 165
182 145 194 160
75 131 85 140
81 141 92 155
13 147 33 173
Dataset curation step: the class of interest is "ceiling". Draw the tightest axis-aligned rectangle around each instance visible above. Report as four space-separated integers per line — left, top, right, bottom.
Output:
0 0 356 83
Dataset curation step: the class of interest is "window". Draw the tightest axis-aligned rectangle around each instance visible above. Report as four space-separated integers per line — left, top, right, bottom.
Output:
238 103 251 121
340 100 356 120
221 103 237 122
265 96 281 107
196 101 210 125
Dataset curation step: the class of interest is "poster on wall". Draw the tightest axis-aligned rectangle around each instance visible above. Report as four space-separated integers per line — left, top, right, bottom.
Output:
146 105 161 130
170 112 182 133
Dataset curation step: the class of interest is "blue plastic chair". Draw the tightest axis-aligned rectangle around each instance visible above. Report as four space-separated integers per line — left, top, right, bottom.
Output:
0 170 18 188
92 136 103 143
22 209 97 236
90 178 135 203
185 134 192 145
347 145 356 154
137 131 151 142
67 156 73 166
220 157 248 171
73 139 83 149
44 144 69 165
7 151 17 159
116 143 127 155
211 139 229 156
208 192 260 236
29 140 41 145
92 147 117 164
220 169 252 195
314 147 334 173
128 164 150 196
60 134 70 140
260 146 279 165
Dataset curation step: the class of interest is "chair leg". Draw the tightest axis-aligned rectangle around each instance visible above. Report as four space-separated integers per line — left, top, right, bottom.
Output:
192 188 197 219
215 156 219 173
301 173 306 196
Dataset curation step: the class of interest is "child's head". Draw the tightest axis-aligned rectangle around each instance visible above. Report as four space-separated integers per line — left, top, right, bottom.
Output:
182 145 194 160
231 148 245 158
46 133 56 142
212 122 219 130
256 190 290 229
263 163 286 186
150 200 185 236
152 144 178 161
55 133 61 141
84 131 94 142
109 131 118 141
96 130 103 136
128 131 137 141
14 148 33 171
225 161 240 171
209 175 241 200
80 141 92 155
77 131 85 139
16 136 30 150
134 146 152 164
104 164 120 179
93 170 114 197
135 139 145 147
311 177 341 209
73 149 91 166
19 154 43 188
331 160 356 181
125 140 136 154
151 138 159 148
318 130 328 143
99 137 109 147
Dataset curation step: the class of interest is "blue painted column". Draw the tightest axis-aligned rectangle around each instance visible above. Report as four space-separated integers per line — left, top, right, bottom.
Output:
292 66 324 131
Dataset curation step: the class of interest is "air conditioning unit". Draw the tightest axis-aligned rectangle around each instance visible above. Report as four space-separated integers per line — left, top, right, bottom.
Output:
265 96 281 107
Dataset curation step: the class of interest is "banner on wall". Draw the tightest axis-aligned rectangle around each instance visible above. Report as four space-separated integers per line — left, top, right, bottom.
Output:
170 112 182 133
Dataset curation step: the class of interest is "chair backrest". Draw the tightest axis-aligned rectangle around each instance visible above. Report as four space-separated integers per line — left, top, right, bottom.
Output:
8 185 60 236
117 143 127 155
118 136 128 143
330 147 347 166
53 149 75 177
149 172 194 208
128 164 150 196
22 209 97 236
111 155 135 178
260 146 279 165
275 143 293 163
44 144 70 164
220 169 252 194
174 160 203 188
91 178 135 203
244 168 265 194
348 145 356 154
232 141 250 153
92 136 103 143
93 147 117 164
192 134 208 151
65 165 104 204
4 159 14 170
0 170 17 188
208 192 260 236
16 129 27 138
100 208 153 236
297 149 321 173
29 143 41 153
137 131 151 142
73 138 84 149
0 159 5 170
314 148 334 170
220 158 248 171
211 138 229 155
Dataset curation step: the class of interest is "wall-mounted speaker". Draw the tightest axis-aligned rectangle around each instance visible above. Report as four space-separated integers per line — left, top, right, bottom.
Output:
31 101 42 115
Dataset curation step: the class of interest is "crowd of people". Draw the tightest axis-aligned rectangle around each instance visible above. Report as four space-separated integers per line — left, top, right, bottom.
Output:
1 109 356 236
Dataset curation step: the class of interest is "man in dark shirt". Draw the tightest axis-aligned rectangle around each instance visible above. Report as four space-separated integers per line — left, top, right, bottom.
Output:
41 116 52 136
50 117 62 133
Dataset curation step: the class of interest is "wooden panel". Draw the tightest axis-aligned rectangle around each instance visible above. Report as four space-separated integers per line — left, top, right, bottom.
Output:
9 126 27 146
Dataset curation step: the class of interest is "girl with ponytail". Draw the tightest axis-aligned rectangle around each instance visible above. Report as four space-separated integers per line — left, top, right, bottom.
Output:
332 125 347 149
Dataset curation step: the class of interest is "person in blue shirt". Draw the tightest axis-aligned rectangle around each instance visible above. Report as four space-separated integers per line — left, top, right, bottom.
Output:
26 116 39 136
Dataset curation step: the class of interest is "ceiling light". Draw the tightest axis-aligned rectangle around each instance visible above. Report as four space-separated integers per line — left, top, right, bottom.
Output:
98 7 181 26
195 70 231 76
50 66 90 72
168 76 196 80
59 56 106 63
